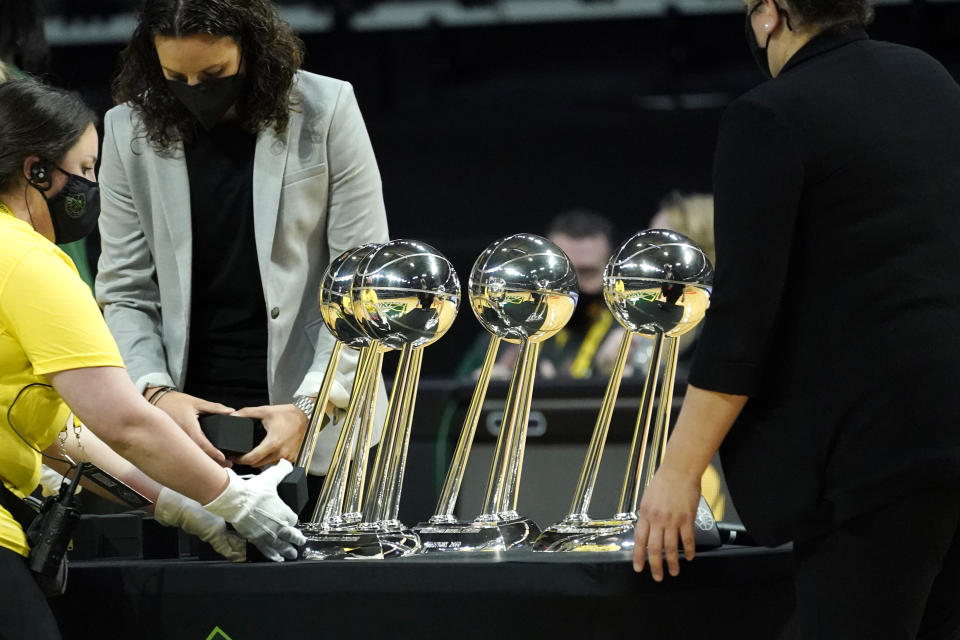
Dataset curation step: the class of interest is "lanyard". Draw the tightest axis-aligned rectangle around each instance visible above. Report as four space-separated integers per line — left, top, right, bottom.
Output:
569 311 613 379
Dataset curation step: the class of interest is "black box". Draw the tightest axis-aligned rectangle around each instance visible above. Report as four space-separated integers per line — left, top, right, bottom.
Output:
69 513 143 560
198 415 263 454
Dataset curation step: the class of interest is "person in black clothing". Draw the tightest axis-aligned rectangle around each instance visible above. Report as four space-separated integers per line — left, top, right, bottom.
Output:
632 1 960 637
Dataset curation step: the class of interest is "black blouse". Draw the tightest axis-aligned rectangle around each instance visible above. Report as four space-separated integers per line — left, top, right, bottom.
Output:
689 28 960 544
183 122 269 409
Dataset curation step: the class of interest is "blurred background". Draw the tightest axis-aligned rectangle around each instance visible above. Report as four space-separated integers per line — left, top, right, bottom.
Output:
38 0 960 377
20 0 960 523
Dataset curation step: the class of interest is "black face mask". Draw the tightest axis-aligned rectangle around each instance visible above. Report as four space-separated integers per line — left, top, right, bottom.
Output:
745 1 792 80
745 13 772 79
166 73 246 131
34 167 101 245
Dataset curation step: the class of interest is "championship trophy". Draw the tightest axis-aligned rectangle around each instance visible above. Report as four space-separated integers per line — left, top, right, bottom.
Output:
414 233 578 552
533 228 721 552
305 239 461 558
299 244 389 556
259 244 385 519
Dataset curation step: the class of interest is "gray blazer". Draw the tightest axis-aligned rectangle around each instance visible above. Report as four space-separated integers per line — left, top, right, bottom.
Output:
95 71 389 473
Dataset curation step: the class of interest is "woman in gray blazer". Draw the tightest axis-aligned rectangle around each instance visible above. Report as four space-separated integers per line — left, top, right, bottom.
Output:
96 0 389 475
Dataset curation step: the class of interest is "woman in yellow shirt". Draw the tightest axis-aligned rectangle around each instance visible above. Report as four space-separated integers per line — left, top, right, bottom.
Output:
0 79 305 639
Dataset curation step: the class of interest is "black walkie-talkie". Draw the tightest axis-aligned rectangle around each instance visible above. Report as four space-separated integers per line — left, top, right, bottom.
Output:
27 462 86 578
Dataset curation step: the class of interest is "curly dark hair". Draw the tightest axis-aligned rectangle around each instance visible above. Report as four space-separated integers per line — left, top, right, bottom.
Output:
784 0 875 28
112 0 305 153
0 79 96 193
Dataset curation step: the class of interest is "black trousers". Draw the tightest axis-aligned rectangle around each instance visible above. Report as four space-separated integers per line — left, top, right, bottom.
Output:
794 484 960 640
0 547 61 640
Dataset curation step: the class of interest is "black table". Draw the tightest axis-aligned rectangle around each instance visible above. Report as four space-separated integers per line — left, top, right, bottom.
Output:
52 547 797 639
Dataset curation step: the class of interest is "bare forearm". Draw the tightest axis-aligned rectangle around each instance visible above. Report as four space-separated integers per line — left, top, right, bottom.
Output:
50 418 163 503
660 384 748 480
106 421 227 504
49 367 229 505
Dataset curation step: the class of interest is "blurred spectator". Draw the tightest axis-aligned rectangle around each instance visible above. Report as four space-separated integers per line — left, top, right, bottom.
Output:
649 191 731 521
649 190 715 263
460 209 651 380
0 0 50 75
648 191 715 361
0 0 94 290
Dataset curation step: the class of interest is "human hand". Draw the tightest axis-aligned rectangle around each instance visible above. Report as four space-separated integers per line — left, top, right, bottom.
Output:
154 487 246 562
632 464 701 581
232 404 308 468
146 388 234 466
203 460 307 562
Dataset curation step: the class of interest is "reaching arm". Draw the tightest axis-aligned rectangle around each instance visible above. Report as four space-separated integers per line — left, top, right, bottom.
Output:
2 230 303 561
632 385 747 581
633 96 804 581
49 366 229 505
42 414 248 562
43 415 163 505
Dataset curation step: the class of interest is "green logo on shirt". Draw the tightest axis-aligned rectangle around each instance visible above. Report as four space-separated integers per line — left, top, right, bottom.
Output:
205 627 234 640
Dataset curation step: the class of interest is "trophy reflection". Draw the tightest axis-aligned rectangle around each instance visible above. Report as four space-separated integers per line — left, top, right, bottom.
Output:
414 233 578 552
299 244 387 552
533 228 720 552
303 239 460 559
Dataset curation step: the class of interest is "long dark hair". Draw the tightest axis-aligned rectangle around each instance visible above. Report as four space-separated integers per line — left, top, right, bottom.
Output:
0 0 50 74
112 0 305 153
0 79 96 193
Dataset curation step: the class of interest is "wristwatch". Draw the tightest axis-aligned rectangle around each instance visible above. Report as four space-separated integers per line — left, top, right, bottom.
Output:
292 395 317 419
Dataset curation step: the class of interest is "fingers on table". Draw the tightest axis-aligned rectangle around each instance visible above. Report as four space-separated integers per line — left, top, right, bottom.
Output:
646 527 666 582
633 519 649 573
681 523 697 562
635 521 694 580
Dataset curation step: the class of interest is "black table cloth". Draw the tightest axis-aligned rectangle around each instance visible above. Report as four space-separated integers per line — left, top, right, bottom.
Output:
52 547 796 639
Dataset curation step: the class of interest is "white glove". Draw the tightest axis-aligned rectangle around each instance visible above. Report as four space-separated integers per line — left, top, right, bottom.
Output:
203 459 307 562
39 465 78 498
155 487 246 562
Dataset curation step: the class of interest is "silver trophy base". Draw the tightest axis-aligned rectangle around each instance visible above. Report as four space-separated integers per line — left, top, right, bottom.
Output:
532 519 636 552
533 497 722 552
411 513 542 553
473 513 542 550
412 518 507 553
300 524 421 559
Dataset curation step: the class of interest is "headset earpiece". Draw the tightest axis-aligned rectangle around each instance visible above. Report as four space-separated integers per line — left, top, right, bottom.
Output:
28 162 51 189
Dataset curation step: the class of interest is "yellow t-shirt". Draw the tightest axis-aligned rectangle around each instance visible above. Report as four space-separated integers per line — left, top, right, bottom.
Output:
0 207 124 556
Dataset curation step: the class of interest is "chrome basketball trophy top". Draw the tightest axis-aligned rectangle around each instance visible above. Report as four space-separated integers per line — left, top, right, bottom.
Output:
470 233 578 343
350 240 461 557
603 228 712 337
534 229 719 552
354 239 460 349
303 240 460 559
417 234 580 553
320 244 382 347
301 243 385 538
463 234 578 549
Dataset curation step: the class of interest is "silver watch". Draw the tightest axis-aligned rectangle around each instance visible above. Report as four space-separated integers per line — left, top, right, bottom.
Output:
292 395 317 418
